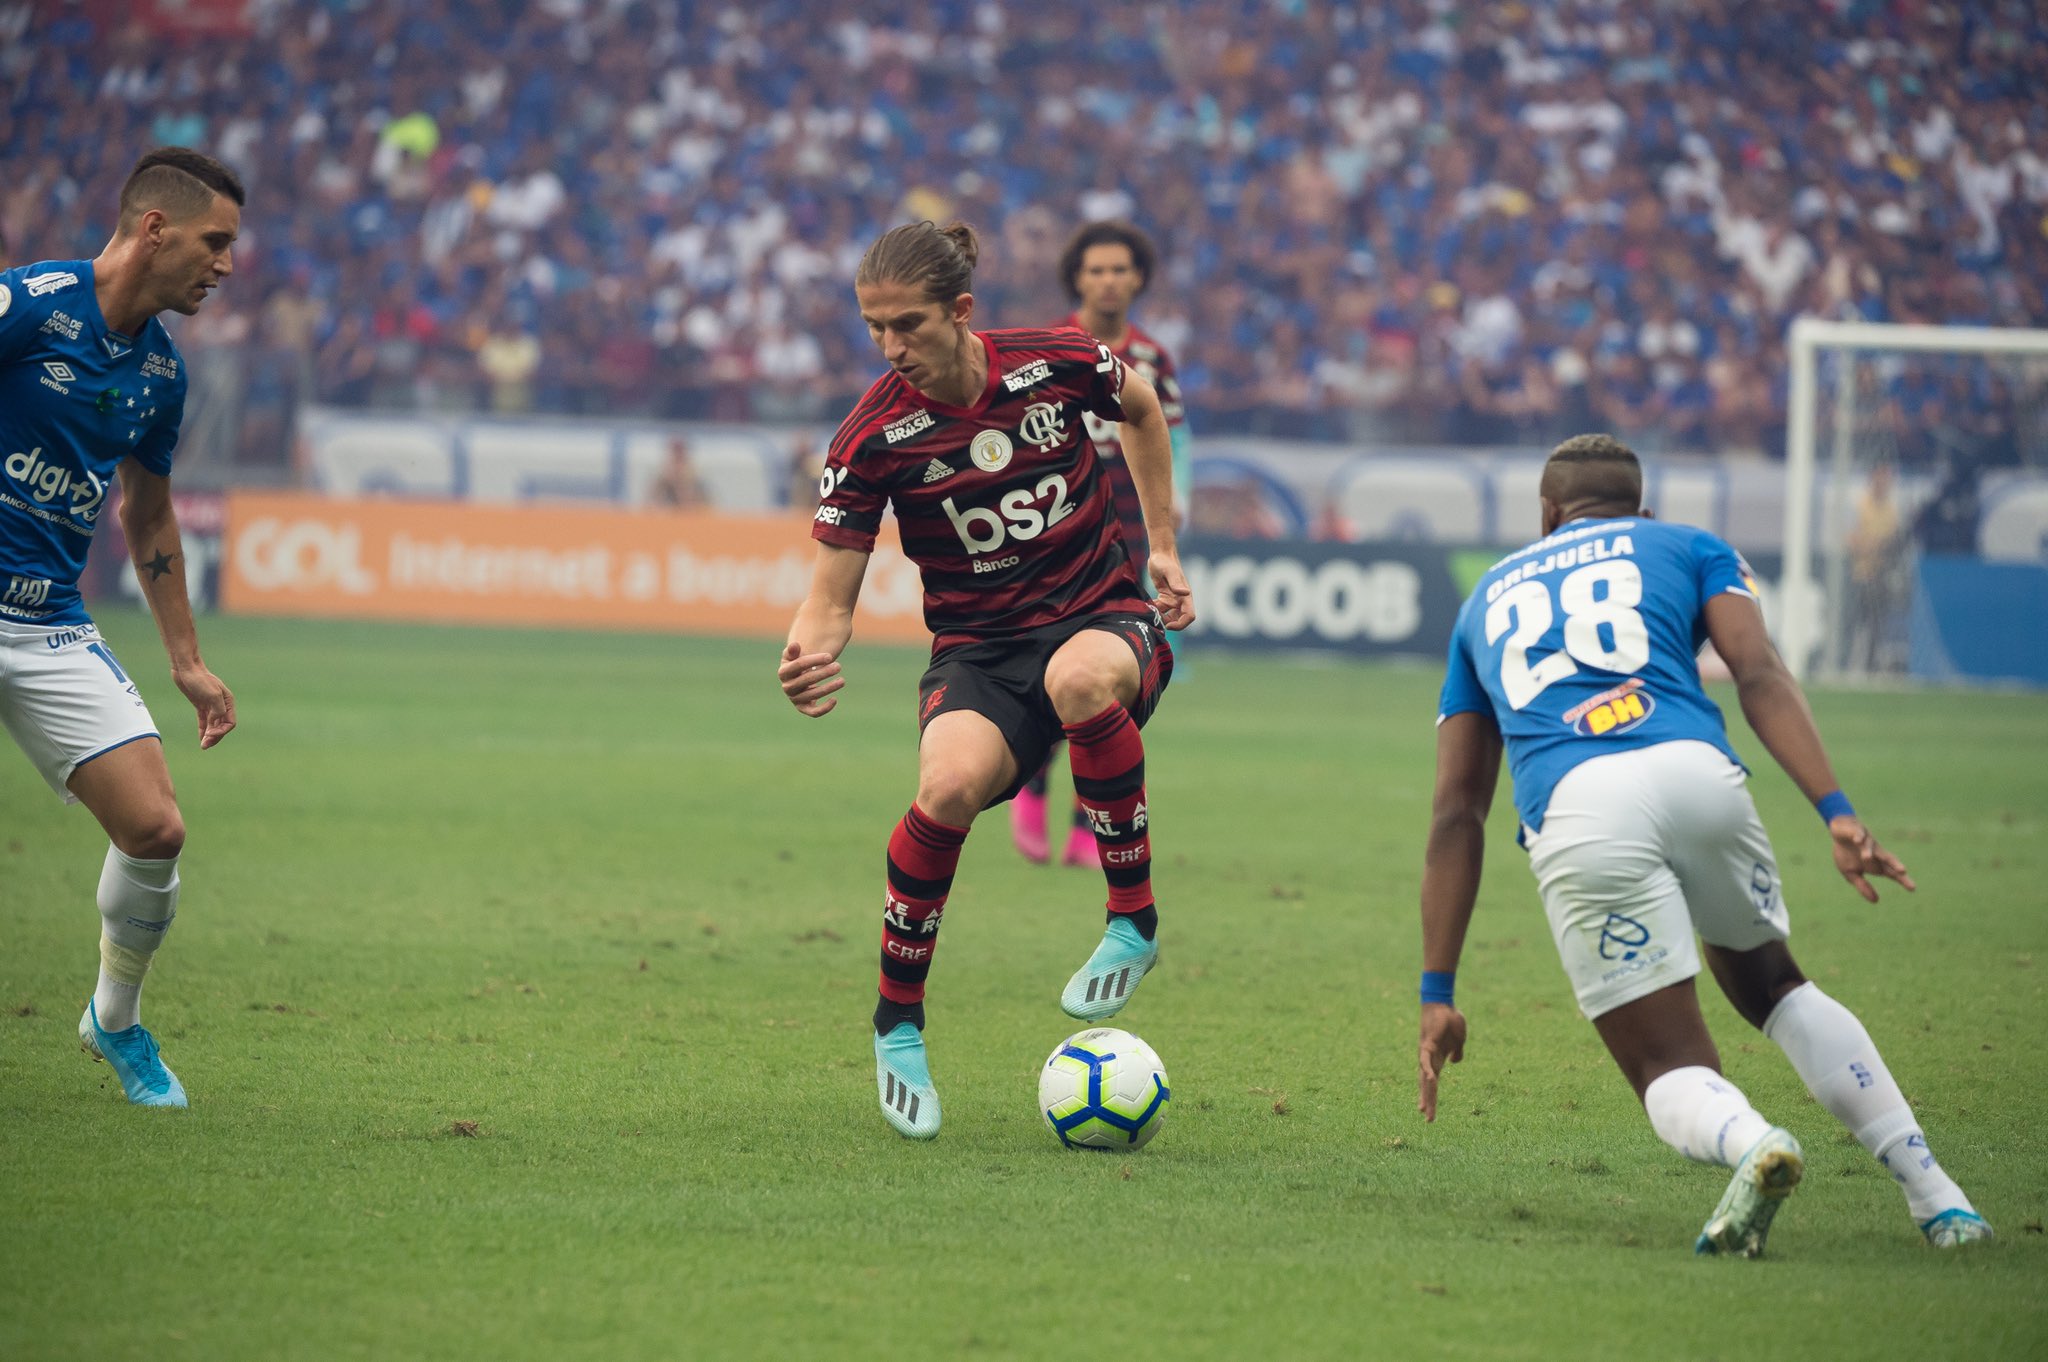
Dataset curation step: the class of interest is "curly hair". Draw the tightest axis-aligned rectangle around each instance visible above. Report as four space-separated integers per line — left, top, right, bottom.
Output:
1057 220 1157 301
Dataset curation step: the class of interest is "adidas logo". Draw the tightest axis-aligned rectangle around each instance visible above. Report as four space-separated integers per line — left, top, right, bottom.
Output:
922 459 955 484
883 1072 922 1125
1085 967 1135 1005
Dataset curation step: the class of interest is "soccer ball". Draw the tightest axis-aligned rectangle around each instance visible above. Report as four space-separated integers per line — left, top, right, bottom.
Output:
1039 1027 1170 1150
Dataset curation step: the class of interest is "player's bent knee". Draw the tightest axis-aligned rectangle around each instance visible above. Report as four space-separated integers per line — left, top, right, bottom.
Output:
116 807 186 861
1043 660 1125 724
915 769 994 827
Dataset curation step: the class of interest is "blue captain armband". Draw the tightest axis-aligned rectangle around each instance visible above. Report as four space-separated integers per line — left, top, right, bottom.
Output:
1815 791 1856 824
1420 971 1456 1007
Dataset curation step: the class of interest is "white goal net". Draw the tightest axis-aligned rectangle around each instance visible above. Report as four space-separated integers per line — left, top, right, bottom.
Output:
1782 319 2048 683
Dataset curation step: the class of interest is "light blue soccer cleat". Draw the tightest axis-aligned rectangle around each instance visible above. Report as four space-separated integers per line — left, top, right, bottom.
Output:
874 1023 940 1139
78 1001 188 1108
1695 1126 1803 1257
1920 1208 1994 1248
1060 916 1158 1022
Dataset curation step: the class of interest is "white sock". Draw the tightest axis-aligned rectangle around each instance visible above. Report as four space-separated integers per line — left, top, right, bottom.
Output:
1643 1065 1775 1168
1764 982 1975 1222
92 846 180 1032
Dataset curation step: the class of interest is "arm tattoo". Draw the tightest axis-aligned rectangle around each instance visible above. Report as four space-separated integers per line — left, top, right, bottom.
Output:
142 549 179 582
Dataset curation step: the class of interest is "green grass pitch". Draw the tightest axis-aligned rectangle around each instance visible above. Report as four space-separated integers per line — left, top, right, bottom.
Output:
3 612 2044 1361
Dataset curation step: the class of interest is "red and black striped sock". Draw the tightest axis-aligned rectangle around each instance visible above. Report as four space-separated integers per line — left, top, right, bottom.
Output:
874 803 968 1033
1064 704 1157 940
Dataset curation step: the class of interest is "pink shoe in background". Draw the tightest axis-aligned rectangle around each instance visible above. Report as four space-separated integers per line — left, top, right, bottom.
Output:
1060 822 1100 868
1011 786 1050 863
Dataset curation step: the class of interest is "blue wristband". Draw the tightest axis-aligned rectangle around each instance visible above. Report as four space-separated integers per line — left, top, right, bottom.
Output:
1815 791 1856 824
1420 970 1456 1007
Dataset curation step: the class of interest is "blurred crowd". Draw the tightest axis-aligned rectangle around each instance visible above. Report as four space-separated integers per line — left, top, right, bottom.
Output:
5 0 2046 460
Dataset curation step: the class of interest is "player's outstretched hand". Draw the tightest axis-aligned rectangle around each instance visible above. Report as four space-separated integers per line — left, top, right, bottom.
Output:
1417 1002 1467 1123
1149 550 1195 631
174 665 236 749
1828 815 1916 902
779 641 844 717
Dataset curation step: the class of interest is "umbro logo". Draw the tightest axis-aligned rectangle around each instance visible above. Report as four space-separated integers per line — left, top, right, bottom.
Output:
43 362 76 383
922 459 955 484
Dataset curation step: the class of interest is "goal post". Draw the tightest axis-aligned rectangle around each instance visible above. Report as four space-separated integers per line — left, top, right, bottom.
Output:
1781 317 2048 682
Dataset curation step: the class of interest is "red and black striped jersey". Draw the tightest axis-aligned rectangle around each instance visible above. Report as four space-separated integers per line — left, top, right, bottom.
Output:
812 328 1149 652
1058 313 1185 458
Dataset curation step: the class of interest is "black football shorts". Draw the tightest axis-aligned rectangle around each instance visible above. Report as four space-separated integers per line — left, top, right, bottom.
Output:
915 607 1173 808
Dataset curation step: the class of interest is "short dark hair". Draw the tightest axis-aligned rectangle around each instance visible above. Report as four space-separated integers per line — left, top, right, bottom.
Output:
856 220 978 305
1541 433 1643 508
1058 220 1157 300
118 147 245 233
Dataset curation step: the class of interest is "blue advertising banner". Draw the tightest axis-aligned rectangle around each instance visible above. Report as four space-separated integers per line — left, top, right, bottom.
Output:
1177 537 1473 658
1910 556 2048 687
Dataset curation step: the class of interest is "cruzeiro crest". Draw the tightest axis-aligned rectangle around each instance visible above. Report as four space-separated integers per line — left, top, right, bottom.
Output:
1018 401 1066 453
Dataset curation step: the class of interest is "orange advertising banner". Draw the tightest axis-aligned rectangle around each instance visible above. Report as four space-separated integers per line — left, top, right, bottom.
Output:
220 492 933 643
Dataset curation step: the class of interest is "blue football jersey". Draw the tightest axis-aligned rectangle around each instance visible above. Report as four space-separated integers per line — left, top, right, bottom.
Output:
0 259 187 626
1438 516 1756 838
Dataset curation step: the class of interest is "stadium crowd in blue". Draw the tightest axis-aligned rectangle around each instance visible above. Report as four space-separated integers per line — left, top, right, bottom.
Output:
5 0 2044 458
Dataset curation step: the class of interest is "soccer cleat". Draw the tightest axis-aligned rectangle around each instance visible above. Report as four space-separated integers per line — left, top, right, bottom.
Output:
1695 1126 1802 1257
1010 787 1050 864
1060 822 1100 868
1061 915 1158 1021
1920 1208 1994 1248
874 1022 941 1139
78 1000 187 1108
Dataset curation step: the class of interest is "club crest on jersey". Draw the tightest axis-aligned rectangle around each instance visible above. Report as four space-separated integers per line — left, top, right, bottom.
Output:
1002 359 1052 393
969 428 1014 472
0 283 11 316
1018 401 1065 453
884 409 935 444
1563 678 1656 737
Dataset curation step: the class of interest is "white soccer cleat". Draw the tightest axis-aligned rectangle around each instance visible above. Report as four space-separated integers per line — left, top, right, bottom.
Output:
1695 1126 1803 1257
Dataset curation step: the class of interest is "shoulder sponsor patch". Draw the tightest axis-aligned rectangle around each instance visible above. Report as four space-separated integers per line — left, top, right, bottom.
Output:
1733 550 1761 597
24 270 80 298
1002 358 1052 393
884 409 934 444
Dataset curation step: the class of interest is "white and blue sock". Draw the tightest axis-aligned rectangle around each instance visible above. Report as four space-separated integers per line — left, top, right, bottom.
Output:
92 845 180 1032
1644 1065 1775 1168
1764 982 1976 1222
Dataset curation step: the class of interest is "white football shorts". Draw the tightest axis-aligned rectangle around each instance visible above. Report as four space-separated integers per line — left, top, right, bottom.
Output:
0 618 160 803
1524 739 1791 1020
